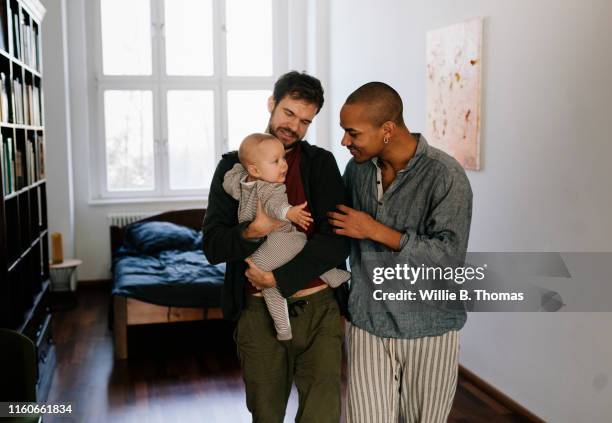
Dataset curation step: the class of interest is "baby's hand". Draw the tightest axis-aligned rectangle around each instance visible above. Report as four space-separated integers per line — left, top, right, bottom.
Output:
286 201 313 230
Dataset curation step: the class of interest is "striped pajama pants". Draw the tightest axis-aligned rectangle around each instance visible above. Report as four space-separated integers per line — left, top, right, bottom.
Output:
253 231 349 341
346 324 459 423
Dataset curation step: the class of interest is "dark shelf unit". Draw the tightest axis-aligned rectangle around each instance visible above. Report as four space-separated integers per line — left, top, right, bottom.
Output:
0 0 52 402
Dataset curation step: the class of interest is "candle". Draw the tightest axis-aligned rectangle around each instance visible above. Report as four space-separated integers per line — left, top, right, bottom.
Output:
51 232 64 264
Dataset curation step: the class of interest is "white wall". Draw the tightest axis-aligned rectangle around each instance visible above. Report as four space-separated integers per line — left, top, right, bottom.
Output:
41 0 75 260
327 0 612 421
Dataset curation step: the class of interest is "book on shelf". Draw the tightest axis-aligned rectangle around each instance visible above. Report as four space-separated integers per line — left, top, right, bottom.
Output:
25 83 31 125
0 135 4 195
14 146 22 189
0 72 6 122
25 138 30 185
33 85 40 125
20 14 25 65
8 137 13 191
28 138 34 184
2 155 8 196
2 136 14 194
34 25 39 69
22 79 26 124
0 1 7 53
37 133 44 179
25 138 29 185
12 78 23 124
11 78 15 122
36 185 41 225
24 83 40 126
12 12 20 60
21 15 27 66
29 137 39 184
32 134 38 183
20 79 24 124
0 141 3 195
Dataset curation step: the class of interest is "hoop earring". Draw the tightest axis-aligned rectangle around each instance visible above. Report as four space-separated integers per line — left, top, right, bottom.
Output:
383 137 389 144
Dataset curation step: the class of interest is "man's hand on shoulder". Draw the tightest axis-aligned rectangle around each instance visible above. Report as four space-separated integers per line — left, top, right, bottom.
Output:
327 204 376 239
328 204 402 251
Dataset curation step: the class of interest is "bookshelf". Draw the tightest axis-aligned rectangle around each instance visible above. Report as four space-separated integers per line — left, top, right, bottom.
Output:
0 0 52 402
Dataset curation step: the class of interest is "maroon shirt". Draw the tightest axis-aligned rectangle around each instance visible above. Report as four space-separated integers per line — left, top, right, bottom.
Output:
247 143 325 295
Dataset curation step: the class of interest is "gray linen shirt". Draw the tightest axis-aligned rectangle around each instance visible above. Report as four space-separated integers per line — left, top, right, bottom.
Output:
344 134 473 339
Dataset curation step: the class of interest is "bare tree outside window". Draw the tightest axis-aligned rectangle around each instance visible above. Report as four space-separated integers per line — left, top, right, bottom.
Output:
96 0 279 198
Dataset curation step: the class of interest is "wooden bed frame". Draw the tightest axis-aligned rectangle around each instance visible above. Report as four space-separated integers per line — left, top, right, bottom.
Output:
111 209 223 360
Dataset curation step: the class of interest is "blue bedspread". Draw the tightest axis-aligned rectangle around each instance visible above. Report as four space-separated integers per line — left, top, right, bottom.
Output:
111 222 226 308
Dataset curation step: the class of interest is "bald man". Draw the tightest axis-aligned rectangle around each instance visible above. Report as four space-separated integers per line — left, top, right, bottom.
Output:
328 82 473 422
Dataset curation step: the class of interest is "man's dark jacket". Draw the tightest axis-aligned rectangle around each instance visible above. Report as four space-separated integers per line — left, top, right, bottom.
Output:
202 141 350 321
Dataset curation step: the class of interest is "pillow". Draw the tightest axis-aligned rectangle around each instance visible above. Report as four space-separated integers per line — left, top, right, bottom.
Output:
123 221 201 254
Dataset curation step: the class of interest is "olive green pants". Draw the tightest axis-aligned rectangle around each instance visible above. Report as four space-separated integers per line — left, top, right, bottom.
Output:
234 287 343 423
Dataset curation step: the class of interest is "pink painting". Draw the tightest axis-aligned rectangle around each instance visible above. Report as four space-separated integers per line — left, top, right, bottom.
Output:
426 18 483 171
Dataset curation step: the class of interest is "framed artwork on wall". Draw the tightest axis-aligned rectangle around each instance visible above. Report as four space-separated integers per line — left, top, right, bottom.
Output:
426 17 483 171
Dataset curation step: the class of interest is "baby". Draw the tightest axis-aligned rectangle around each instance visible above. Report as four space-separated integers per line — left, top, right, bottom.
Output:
223 132 350 340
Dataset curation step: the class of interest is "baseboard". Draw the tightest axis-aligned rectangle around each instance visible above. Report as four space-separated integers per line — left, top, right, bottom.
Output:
77 279 111 289
458 364 545 422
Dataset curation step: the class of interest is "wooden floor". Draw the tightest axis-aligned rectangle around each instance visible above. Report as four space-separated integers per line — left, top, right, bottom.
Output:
46 287 532 422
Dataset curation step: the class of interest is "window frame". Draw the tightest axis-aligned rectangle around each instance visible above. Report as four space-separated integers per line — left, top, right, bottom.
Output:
88 0 288 200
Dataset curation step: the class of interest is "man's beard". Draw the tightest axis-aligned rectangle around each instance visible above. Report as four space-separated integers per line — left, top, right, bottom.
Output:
267 122 302 150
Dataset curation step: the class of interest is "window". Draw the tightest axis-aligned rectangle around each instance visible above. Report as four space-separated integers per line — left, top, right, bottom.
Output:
91 0 287 199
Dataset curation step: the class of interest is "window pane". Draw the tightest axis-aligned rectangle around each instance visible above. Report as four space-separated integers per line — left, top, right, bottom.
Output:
167 91 215 190
165 0 214 76
225 0 273 76
227 90 271 151
100 0 152 75
104 91 154 191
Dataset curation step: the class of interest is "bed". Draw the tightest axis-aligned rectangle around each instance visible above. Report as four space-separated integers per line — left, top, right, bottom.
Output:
110 209 225 360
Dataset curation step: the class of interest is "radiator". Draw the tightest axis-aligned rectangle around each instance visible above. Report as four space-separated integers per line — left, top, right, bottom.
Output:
107 211 160 228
